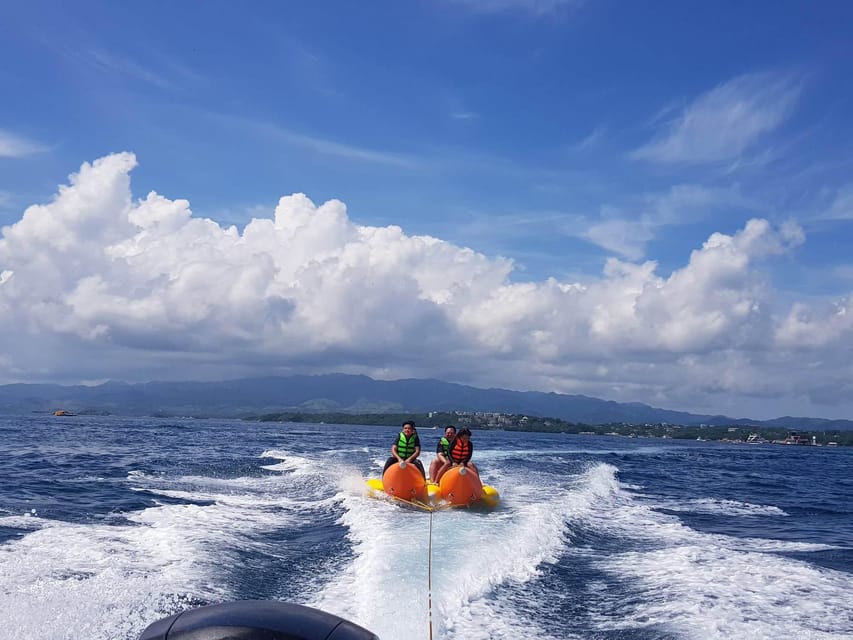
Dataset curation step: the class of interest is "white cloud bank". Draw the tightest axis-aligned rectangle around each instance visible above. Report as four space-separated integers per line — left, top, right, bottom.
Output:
1 153 852 419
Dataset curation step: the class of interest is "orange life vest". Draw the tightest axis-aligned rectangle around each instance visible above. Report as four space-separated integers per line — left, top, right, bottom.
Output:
449 437 471 463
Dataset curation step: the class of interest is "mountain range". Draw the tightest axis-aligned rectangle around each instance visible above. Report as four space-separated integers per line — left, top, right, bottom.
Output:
2 373 852 431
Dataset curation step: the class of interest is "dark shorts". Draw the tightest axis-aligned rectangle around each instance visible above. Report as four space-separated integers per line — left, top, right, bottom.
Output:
383 457 425 477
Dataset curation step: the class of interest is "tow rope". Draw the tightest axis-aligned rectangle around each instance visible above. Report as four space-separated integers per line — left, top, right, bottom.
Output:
379 493 440 638
427 508 434 640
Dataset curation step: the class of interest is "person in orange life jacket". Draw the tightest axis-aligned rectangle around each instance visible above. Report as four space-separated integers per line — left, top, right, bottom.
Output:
446 427 478 475
430 425 457 482
383 420 425 477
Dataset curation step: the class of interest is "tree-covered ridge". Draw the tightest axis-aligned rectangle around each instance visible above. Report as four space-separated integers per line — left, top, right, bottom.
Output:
250 410 853 446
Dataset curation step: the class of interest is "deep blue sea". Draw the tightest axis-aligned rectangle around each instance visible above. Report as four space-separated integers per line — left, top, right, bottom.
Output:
1 415 851 640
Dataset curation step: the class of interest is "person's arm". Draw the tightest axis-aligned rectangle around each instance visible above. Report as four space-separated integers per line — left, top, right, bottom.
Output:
406 435 421 461
391 438 402 462
436 440 448 461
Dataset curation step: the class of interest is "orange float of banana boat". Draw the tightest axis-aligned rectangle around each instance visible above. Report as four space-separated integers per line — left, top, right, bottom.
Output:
366 462 499 509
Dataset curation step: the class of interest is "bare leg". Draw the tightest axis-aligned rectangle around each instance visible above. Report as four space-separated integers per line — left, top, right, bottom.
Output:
434 460 452 483
429 458 440 481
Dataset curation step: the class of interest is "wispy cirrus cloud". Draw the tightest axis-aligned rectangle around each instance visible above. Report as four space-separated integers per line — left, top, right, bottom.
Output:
80 47 174 90
287 131 418 167
448 0 585 17
584 216 653 261
820 185 853 221
37 25 199 92
0 130 47 157
210 113 419 169
580 185 752 260
632 72 802 165
568 125 606 152
647 184 752 225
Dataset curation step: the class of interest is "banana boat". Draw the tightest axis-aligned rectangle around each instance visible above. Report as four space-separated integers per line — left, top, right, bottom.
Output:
366 461 499 509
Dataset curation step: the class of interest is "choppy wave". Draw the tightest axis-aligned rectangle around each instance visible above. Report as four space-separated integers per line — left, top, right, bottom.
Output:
657 497 789 517
1 417 851 640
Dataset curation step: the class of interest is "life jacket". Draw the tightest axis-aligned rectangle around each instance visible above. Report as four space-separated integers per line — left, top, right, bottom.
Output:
395 432 418 459
449 437 471 463
439 436 451 455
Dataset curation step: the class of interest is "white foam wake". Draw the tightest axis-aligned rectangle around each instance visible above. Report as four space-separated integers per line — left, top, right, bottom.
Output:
656 497 788 517
0 462 337 640
575 464 852 639
309 463 611 639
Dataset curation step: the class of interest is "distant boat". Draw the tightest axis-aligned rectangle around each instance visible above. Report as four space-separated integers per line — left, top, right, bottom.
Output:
782 431 812 445
745 433 767 444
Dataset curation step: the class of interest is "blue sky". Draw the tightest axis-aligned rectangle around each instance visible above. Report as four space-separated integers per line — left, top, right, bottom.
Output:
2 1 853 420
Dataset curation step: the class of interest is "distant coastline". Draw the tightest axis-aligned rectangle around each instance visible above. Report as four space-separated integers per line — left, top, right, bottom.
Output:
4 374 853 435
248 410 853 446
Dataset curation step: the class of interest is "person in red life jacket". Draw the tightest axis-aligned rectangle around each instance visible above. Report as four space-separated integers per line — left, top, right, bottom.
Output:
429 425 457 482
446 427 478 475
383 420 425 477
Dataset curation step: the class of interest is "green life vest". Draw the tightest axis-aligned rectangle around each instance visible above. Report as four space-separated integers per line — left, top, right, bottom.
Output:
396 432 418 459
440 436 451 455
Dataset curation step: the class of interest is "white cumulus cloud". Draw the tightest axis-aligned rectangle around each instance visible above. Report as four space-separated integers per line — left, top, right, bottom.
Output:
1 152 851 419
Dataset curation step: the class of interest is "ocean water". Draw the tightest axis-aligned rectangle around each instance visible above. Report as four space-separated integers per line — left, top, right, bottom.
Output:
1 415 851 640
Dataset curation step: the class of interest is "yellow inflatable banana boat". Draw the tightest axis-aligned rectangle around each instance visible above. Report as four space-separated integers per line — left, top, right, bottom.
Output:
366 462 499 509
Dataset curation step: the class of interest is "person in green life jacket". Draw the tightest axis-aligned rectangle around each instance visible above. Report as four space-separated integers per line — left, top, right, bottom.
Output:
383 420 425 477
430 425 457 482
